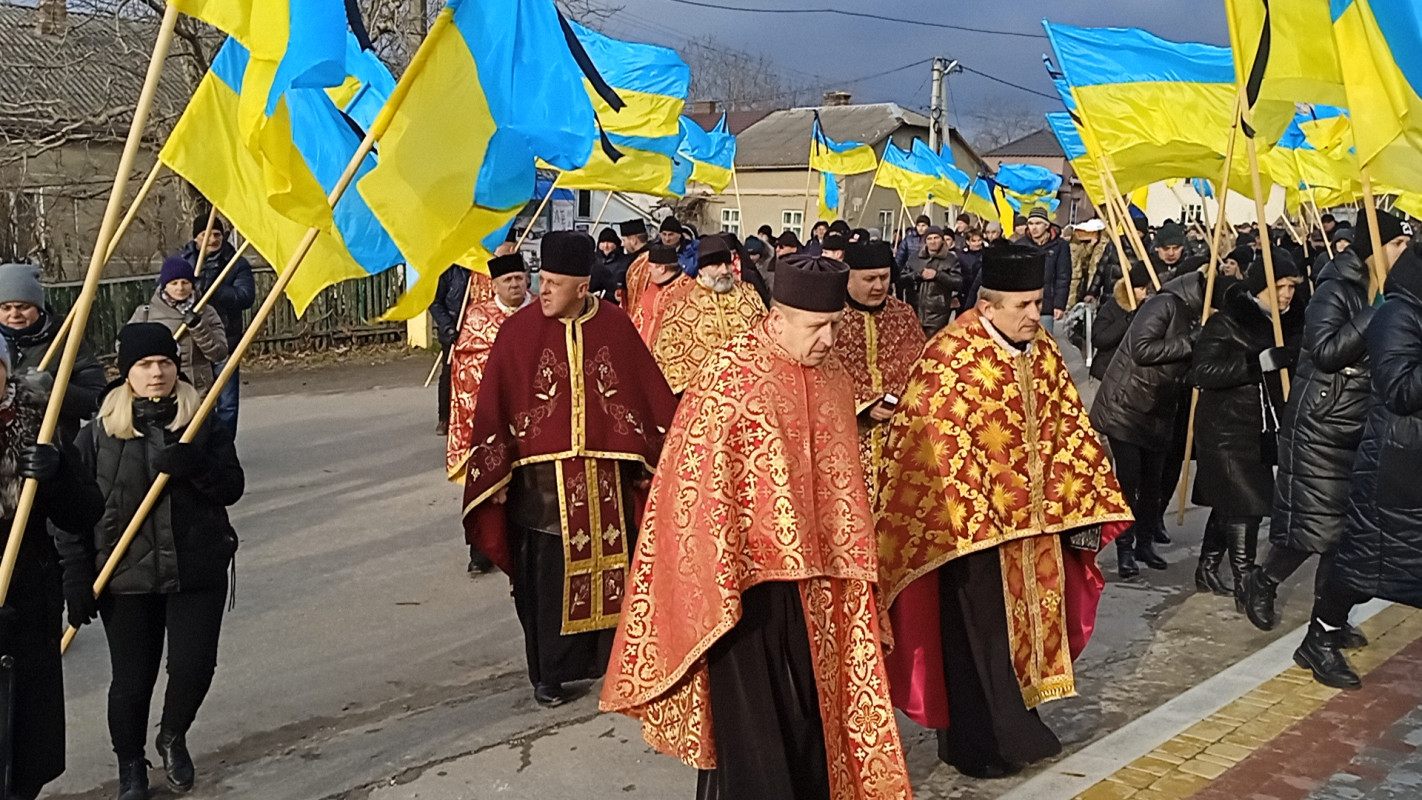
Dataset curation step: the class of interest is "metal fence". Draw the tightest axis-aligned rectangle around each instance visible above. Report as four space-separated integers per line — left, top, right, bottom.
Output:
46 267 408 357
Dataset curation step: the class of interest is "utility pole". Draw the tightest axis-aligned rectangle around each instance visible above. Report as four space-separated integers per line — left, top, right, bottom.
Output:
928 58 945 156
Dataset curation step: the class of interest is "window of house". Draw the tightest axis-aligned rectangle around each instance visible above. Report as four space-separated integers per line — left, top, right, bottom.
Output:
781 210 804 238
577 190 592 218
1183 203 1204 224
878 209 896 238
720 207 740 236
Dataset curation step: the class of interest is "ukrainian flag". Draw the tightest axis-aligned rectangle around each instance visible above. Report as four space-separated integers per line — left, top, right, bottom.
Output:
1226 0 1347 145
962 175 1000 221
170 0 350 229
810 116 878 175
995 163 1062 215
554 23 691 196
677 114 736 192
358 0 602 319
876 141 945 208
910 139 970 209
818 172 841 222
1331 0 1422 192
1043 22 1242 194
160 37 402 317
1045 111 1104 204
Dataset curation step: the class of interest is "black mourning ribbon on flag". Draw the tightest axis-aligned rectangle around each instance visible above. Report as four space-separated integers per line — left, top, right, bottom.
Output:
1042 57 1086 128
559 12 626 162
1241 0 1272 140
345 0 375 52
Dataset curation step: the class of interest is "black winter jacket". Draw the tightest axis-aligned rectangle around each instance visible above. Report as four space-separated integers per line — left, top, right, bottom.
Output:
1335 252 1422 606
906 245 962 335
429 266 471 346
0 381 104 795
74 393 244 594
1032 234 1073 312
1091 271 1205 449
2 308 108 444
1189 282 1304 516
1271 251 1375 553
1088 278 1135 382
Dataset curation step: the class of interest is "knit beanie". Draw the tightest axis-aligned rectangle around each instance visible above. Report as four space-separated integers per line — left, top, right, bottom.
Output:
1243 249 1301 295
159 256 196 287
0 263 46 308
117 322 180 378
1353 209 1408 262
192 214 226 239
1225 246 1254 267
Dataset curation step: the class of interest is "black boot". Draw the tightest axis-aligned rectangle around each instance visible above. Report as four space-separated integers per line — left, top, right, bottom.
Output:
1154 513 1171 544
1241 568 1280 630
1294 621 1361 690
1116 536 1139 579
156 728 195 792
1224 518 1260 614
116 759 150 800
534 682 568 708
1135 537 1168 570
1195 516 1232 595
1342 624 1369 649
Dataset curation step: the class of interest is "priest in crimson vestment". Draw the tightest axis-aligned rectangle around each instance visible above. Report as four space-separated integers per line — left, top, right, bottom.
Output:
463 231 678 708
629 244 687 345
601 254 912 800
833 241 927 500
875 242 1132 778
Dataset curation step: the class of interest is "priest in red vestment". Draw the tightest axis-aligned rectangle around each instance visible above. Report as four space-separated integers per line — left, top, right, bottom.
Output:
833 241 927 501
629 244 687 345
602 254 912 800
463 231 679 708
875 242 1132 778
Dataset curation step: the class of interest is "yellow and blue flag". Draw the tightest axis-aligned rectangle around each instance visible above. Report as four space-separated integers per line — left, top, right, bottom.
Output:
810 114 878 175
554 23 691 196
876 140 947 207
161 36 403 317
677 114 736 192
1331 0 1422 192
358 0 606 319
1043 22 1243 194
170 0 351 229
962 174 1000 221
818 172 841 221
995 163 1062 215
910 139 972 210
1045 111 1104 204
1226 0 1347 145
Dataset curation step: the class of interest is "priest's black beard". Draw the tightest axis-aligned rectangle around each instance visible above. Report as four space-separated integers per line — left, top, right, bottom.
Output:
847 296 886 313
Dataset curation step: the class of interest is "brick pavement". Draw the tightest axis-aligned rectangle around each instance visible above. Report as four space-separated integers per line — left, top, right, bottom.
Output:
1073 605 1422 800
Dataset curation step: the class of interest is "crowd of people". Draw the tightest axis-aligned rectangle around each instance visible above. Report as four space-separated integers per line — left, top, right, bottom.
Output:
437 202 1422 798
2 195 1418 799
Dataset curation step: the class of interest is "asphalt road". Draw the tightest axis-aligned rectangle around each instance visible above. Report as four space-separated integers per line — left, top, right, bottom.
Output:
45 349 1325 800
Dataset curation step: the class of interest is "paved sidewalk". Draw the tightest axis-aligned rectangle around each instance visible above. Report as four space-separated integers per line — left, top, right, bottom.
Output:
1055 604 1422 800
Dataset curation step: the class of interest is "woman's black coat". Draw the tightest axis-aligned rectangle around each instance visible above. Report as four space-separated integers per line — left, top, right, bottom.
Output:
1271 250 1374 553
1190 281 1304 516
1334 252 1422 607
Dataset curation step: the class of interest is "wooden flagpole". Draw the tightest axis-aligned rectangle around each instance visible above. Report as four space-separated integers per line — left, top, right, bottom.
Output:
516 173 562 251
38 162 168 372
731 167 745 233
172 240 252 340
1097 194 1138 311
193 203 220 276
63 127 380 653
1359 166 1389 301
1244 132 1290 398
854 155 886 226
590 190 614 228
0 5 180 606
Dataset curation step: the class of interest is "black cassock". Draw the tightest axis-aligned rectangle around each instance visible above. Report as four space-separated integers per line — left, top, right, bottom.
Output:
936 549 1062 776
695 581 831 800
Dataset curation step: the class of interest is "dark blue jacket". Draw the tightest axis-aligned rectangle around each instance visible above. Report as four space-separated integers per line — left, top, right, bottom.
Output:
177 240 256 350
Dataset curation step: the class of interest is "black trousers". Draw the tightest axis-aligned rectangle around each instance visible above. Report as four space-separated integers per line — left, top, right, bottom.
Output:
1312 576 1369 628
509 525 614 687
937 550 1061 772
99 581 227 761
695 581 830 800
1158 397 1191 515
1109 437 1167 550
437 343 453 424
1262 545 1337 596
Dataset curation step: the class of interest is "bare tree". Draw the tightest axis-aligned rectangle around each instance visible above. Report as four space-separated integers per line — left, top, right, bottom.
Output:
679 35 811 110
962 101 1045 154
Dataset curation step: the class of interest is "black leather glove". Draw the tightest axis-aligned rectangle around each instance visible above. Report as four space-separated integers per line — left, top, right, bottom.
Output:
1258 346 1296 374
61 562 98 629
441 326 458 345
183 309 204 329
17 443 61 482
153 442 203 478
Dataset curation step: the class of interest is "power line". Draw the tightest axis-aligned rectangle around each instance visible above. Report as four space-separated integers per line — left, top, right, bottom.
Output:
958 65 1058 100
662 0 1048 39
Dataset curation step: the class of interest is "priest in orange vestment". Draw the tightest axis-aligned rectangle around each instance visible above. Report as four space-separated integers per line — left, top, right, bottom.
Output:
875 243 1132 779
833 241 927 500
602 254 912 800
651 235 766 394
628 244 688 345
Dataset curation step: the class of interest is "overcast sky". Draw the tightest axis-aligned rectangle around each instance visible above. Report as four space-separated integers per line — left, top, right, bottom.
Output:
596 1 1229 140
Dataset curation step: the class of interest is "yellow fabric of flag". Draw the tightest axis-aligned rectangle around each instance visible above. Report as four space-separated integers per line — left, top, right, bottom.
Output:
1331 0 1422 192
1225 0 1347 145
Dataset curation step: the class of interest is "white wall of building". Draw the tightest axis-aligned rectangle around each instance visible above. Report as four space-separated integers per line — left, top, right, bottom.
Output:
1144 182 1286 228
